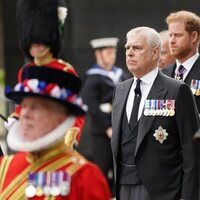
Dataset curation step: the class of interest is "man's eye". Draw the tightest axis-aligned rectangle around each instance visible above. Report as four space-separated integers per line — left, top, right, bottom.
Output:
132 47 142 52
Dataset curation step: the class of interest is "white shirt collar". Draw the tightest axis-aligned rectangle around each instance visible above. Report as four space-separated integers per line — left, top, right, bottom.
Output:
139 67 159 85
176 52 199 71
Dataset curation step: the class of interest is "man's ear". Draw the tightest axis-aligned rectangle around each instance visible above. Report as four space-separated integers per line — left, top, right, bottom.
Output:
152 46 160 61
190 31 199 44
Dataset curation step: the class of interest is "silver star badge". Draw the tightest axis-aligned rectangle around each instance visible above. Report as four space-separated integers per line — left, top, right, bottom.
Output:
153 126 168 144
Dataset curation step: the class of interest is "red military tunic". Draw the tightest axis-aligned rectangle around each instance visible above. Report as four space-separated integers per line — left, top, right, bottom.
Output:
0 141 110 200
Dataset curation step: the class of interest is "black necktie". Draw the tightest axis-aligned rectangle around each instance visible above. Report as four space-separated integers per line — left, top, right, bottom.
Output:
175 65 186 81
129 79 141 129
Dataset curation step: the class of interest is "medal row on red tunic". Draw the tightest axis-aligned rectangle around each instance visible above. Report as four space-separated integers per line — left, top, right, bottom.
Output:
25 171 71 198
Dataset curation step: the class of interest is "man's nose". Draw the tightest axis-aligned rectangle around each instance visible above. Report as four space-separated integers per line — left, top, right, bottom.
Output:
169 35 176 43
127 48 135 56
20 106 31 118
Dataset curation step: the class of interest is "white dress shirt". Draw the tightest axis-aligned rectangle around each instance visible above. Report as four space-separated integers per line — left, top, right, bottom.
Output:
175 52 199 81
126 67 159 122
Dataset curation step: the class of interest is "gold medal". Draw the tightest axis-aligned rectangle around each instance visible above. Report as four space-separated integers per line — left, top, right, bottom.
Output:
36 187 43 197
196 89 200 96
190 79 199 96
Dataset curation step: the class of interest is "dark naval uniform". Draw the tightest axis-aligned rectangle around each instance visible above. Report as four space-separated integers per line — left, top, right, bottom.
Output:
81 64 129 195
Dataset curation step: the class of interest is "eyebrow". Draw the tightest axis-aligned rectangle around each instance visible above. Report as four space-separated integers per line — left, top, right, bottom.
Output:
124 44 142 48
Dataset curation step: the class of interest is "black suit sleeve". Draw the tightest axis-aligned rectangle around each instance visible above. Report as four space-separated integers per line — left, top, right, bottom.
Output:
0 147 3 156
81 75 111 133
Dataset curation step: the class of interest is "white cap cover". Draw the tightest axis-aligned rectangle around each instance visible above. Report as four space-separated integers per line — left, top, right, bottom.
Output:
90 37 119 49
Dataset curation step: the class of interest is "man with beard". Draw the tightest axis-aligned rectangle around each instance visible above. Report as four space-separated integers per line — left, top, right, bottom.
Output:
162 10 200 111
162 10 200 198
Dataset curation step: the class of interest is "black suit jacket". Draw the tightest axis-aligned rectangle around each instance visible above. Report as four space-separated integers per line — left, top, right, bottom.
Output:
111 71 199 200
162 56 200 112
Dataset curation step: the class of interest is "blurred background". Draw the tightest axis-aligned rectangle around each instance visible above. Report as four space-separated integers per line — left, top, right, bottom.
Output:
0 0 199 155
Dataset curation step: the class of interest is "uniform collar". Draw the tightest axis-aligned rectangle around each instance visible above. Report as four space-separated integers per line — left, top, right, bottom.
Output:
7 116 75 153
26 140 69 163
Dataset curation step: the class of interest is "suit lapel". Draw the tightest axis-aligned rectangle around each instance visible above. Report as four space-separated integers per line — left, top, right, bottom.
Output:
184 55 200 84
135 72 168 157
111 78 133 157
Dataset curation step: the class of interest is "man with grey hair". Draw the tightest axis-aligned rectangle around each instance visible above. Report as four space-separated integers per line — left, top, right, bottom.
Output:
158 30 175 69
111 26 199 200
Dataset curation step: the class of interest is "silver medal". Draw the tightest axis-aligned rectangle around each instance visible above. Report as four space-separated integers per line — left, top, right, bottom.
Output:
25 184 36 198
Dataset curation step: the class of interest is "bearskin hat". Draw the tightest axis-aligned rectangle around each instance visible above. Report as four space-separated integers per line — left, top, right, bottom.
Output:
16 0 67 60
